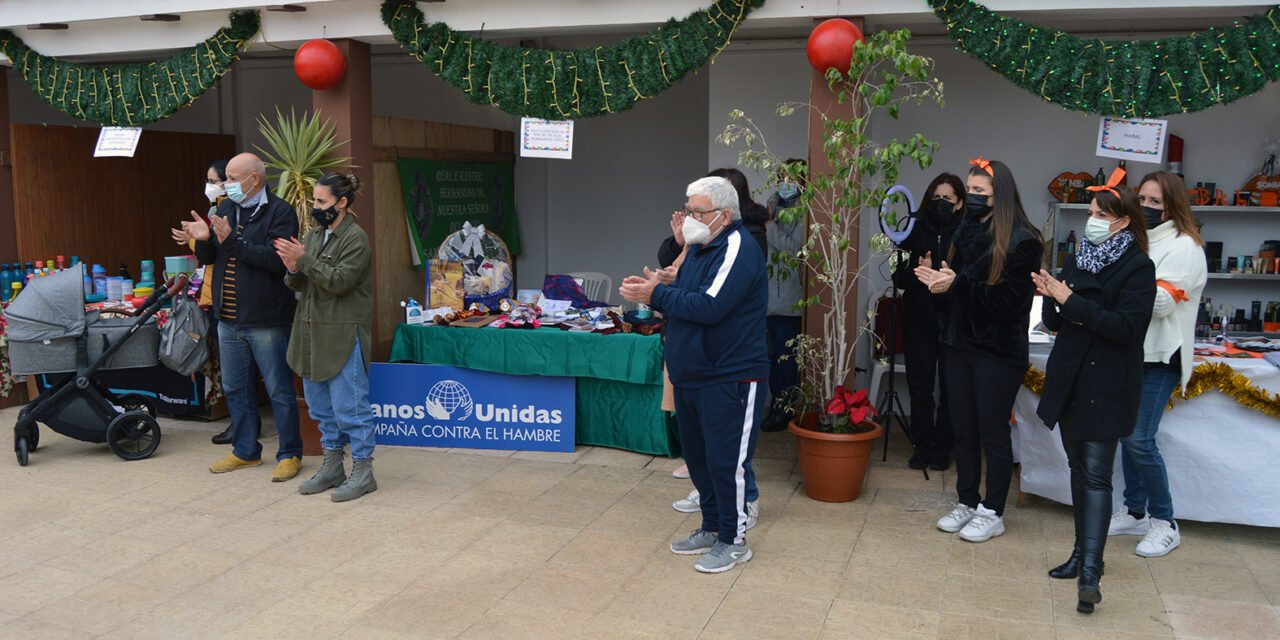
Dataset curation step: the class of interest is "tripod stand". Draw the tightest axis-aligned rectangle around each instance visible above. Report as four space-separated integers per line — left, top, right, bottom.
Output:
876 250 928 480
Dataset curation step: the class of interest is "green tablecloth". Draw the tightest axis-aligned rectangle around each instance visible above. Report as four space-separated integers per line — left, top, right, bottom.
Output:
389 324 678 456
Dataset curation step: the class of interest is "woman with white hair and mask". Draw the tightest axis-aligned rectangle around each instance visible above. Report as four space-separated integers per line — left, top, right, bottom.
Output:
622 176 769 574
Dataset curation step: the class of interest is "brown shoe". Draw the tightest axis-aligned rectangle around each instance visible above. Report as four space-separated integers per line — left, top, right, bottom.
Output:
272 457 302 483
210 452 262 474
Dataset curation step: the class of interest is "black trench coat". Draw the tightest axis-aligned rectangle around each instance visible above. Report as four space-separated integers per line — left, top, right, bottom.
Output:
1036 244 1156 441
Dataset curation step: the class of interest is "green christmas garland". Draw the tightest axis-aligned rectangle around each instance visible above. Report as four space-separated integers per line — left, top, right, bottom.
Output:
0 11 259 126
929 0 1280 117
381 0 764 119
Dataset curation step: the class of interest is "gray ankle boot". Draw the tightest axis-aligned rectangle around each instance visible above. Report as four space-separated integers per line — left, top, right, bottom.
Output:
299 449 346 495
332 457 377 502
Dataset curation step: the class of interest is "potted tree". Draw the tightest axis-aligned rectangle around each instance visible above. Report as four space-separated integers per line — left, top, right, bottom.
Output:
256 108 350 456
719 28 943 502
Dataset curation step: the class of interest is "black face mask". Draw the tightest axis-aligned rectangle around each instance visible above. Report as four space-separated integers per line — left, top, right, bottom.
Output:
1142 206 1164 229
311 205 340 228
926 198 957 227
964 192 992 217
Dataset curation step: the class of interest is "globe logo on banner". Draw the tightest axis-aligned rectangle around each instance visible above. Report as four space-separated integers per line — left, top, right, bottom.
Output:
425 380 474 421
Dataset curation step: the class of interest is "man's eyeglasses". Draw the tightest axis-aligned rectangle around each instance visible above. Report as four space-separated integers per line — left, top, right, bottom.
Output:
681 207 721 221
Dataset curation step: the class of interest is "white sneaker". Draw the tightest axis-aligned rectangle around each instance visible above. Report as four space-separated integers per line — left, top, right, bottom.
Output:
673 489 701 513
958 504 1005 543
745 501 759 531
937 503 977 533
1136 519 1181 558
672 464 691 480
1109 510 1151 536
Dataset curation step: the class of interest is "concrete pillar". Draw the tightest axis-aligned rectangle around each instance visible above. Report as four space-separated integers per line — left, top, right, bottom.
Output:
312 39 381 356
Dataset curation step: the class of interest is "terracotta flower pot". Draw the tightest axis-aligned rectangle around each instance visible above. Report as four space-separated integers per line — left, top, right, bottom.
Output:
295 375 323 456
788 415 883 503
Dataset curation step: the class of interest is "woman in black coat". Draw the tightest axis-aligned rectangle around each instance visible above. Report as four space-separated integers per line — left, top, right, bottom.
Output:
1032 174 1156 615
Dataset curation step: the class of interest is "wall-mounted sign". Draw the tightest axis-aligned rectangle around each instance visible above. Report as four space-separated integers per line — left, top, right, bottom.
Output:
94 127 142 157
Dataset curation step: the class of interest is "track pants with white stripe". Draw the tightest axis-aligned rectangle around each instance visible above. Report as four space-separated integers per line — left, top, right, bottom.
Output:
674 380 765 545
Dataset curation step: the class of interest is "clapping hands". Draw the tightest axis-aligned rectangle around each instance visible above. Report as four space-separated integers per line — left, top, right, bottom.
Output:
1030 269 1072 304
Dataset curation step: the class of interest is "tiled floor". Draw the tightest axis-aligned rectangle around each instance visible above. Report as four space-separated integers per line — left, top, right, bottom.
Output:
2 405 1278 639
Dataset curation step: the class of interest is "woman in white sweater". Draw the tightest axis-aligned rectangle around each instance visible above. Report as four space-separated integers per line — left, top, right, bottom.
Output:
1108 171 1206 558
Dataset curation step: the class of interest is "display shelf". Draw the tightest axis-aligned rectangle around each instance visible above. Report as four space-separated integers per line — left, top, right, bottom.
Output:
1206 273 1280 281
1050 203 1280 215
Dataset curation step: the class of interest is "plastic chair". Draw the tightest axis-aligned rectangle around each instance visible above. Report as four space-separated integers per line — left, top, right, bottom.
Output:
568 271 613 304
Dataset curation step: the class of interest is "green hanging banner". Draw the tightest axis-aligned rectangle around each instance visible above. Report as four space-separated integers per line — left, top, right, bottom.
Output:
0 11 260 126
381 0 764 119
928 0 1280 117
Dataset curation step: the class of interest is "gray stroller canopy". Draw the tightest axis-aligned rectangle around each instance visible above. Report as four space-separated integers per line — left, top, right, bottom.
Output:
5 265 87 342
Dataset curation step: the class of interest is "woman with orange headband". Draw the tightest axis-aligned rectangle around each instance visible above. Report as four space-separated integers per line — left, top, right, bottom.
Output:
915 157 1041 544
1033 170 1156 614
1105 171 1206 560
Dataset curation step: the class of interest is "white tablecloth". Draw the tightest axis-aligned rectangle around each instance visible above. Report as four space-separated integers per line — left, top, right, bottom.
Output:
1014 344 1280 528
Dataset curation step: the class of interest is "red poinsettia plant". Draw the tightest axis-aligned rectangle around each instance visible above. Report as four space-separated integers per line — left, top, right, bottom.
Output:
822 385 879 434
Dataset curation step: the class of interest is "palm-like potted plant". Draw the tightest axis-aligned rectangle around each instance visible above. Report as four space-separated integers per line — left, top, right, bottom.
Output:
719 28 943 501
255 107 351 237
255 108 351 455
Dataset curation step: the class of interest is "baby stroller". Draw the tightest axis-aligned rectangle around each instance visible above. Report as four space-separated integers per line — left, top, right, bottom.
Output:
7 266 188 466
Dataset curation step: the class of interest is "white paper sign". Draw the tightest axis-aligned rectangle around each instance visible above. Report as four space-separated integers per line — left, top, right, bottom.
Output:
538 299 573 316
520 118 574 159
1096 117 1168 163
94 127 143 158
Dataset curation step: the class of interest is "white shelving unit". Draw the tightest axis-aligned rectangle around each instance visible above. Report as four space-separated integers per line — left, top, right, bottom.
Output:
1046 203 1280 313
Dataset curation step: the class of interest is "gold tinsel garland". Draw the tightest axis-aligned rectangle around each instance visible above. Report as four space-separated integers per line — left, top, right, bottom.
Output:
1023 362 1280 419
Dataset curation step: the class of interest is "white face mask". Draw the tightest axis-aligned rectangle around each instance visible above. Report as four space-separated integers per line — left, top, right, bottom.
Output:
205 182 225 203
682 211 720 245
1084 215 1117 245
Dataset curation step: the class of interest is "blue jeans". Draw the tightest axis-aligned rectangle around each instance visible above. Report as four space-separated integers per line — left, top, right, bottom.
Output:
766 315 802 413
219 322 301 462
1121 365 1179 522
302 338 376 460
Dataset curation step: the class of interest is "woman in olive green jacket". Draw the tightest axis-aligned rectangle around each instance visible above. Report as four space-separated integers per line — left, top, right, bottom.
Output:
275 173 377 502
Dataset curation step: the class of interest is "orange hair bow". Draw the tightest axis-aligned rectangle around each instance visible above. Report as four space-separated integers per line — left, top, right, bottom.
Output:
969 156 993 176
1087 167 1127 198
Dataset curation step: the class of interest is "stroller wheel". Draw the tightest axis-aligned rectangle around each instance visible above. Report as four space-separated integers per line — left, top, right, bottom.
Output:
16 437 29 467
107 412 162 461
17 407 38 452
118 395 157 418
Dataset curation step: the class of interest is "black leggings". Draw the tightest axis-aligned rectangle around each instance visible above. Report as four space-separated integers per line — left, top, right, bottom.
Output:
1061 433 1118 561
943 347 1023 516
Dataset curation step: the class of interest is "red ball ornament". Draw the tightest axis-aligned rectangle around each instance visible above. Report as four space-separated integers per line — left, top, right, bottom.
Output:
806 19 865 75
294 39 347 90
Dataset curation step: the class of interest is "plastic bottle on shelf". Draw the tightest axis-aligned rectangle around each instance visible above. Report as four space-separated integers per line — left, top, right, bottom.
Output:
0 264 12 301
82 269 93 297
23 262 35 279
34 260 44 277
70 256 81 267
92 264 108 297
56 255 66 271
1067 230 1077 255
1095 167 1106 187
1117 160 1129 186
139 260 155 285
106 276 124 301
9 281 20 301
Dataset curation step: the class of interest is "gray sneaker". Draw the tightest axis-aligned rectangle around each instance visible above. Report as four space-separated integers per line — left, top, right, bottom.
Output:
670 529 718 555
694 541 752 573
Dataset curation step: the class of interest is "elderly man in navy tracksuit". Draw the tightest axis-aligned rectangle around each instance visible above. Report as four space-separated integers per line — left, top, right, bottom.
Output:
621 176 769 573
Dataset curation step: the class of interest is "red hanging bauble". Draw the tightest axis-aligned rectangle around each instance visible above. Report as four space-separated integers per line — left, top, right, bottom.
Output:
806 19 865 75
294 39 347 90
